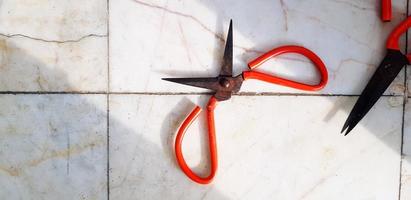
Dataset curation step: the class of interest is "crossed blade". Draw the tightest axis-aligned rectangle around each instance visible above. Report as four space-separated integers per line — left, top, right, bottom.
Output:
162 20 237 101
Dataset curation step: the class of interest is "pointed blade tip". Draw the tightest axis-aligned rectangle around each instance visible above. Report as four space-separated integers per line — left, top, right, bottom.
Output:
343 130 351 136
162 78 173 81
162 78 182 84
220 19 233 77
341 118 350 132
340 124 354 136
340 117 354 136
344 126 354 136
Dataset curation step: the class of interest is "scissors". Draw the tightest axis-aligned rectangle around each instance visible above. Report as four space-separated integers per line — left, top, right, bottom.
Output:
163 20 329 184
342 16 411 135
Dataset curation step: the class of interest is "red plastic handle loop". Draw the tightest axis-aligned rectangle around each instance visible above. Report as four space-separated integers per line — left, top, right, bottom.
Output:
243 45 328 91
387 16 411 51
381 0 392 22
174 96 218 184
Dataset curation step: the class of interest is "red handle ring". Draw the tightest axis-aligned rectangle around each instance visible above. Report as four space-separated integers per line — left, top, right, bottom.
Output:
387 16 411 51
174 96 218 184
243 45 328 91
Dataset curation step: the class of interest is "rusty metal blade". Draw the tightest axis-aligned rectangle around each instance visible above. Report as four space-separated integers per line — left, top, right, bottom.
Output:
162 77 220 91
220 19 233 77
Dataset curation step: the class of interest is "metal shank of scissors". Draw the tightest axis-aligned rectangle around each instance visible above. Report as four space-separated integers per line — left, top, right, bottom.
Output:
162 20 328 184
162 76 244 101
342 16 411 136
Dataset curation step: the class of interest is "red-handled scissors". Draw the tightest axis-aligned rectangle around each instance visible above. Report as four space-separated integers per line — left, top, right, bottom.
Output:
163 20 329 184
342 16 411 135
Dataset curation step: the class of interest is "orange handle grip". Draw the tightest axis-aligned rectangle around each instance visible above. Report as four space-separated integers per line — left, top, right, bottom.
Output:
174 96 218 184
244 45 328 91
387 16 411 51
381 0 392 22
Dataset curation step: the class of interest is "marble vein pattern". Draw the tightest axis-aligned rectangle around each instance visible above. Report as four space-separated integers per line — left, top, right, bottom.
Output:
0 95 107 199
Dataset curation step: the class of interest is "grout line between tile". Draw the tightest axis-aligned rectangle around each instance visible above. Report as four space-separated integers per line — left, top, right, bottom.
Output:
0 91 108 94
106 94 110 200
106 0 110 199
0 91 403 97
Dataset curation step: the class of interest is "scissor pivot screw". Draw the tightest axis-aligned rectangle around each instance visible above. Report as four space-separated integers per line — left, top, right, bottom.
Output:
219 78 230 88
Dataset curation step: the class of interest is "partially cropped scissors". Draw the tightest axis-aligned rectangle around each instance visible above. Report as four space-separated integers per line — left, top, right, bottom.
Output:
163 20 328 184
342 16 411 135
381 0 392 21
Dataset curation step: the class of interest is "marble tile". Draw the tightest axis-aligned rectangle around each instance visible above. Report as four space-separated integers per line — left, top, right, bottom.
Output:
0 95 107 199
402 102 411 200
0 0 107 92
109 95 402 199
0 36 107 92
110 0 407 95
401 156 411 200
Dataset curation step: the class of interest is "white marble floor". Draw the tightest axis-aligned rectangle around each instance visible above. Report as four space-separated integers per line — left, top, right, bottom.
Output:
0 0 410 199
